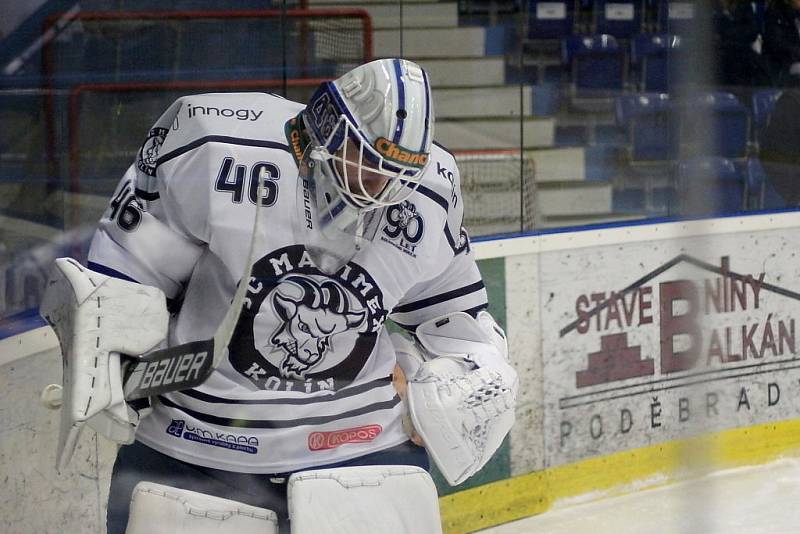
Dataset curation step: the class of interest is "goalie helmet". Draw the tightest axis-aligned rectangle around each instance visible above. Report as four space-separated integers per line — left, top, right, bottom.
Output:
302 58 434 210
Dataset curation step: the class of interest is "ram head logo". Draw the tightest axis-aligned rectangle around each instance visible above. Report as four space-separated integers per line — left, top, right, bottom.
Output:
269 276 366 379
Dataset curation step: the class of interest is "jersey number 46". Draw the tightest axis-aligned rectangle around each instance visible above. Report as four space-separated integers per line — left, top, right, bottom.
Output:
214 157 280 206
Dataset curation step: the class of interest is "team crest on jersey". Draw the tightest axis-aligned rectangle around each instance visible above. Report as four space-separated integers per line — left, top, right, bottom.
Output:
380 201 424 257
229 245 387 392
268 276 367 378
137 127 168 177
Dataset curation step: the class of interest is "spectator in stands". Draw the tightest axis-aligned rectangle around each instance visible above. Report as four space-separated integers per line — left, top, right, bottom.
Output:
764 0 800 86
713 0 771 86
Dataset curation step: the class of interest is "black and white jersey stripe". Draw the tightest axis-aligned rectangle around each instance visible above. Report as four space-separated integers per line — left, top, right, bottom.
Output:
390 280 488 331
160 375 400 428
158 393 402 430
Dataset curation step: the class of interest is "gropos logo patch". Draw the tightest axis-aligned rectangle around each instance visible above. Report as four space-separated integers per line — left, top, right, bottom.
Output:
308 424 383 451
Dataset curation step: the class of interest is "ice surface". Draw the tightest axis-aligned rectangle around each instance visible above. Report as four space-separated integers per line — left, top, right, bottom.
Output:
480 458 800 533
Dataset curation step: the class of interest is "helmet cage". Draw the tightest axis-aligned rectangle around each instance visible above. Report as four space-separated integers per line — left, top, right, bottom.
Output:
304 82 430 210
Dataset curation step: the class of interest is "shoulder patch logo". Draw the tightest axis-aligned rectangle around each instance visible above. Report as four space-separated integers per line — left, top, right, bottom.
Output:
455 224 470 255
381 201 425 257
137 127 168 177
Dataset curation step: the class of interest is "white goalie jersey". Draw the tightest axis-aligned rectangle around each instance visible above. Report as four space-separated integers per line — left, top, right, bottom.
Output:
87 92 488 473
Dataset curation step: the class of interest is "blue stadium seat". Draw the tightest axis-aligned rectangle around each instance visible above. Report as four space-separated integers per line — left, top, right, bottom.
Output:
594 0 643 38
630 33 683 92
682 92 750 159
616 93 679 161
563 34 625 102
678 156 745 215
751 88 782 148
658 0 696 34
529 0 575 38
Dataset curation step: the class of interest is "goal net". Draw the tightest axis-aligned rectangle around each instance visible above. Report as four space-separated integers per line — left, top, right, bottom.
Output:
455 149 538 237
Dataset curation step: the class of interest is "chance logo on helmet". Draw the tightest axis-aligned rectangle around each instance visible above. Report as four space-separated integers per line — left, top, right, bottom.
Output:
374 138 428 168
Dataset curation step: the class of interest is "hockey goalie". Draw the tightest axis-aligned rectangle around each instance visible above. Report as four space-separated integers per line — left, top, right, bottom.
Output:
40 58 518 533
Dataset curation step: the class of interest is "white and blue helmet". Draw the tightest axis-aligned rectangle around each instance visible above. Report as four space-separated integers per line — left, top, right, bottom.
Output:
303 58 434 209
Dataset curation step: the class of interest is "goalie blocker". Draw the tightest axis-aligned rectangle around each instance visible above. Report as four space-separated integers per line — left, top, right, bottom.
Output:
40 258 170 471
393 311 518 486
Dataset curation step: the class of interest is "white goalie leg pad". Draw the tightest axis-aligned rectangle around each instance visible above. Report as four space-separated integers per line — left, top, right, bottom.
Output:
126 481 278 534
39 258 169 471
401 311 518 486
288 465 442 534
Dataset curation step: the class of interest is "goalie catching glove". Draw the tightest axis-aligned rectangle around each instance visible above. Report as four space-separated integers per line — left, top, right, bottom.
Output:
392 311 518 486
40 258 169 471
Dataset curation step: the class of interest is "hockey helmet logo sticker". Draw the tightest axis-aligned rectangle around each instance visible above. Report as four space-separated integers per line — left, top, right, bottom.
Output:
374 138 428 168
267 276 368 379
308 91 339 140
229 245 386 392
137 127 168 177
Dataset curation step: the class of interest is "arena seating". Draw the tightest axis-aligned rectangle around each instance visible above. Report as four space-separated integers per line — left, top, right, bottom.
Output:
681 92 750 159
529 0 575 39
562 34 625 104
594 0 642 38
0 0 788 233
657 0 696 35
630 33 683 92
616 92 678 161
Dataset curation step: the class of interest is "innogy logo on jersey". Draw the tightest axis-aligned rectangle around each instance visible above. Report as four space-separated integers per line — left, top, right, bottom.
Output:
187 103 264 122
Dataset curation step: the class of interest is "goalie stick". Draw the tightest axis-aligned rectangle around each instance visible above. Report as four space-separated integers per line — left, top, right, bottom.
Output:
121 174 265 400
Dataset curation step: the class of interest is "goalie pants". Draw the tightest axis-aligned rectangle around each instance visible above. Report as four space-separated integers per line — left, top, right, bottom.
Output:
107 440 429 533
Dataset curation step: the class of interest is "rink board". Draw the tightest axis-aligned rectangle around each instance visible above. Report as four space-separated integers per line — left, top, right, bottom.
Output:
442 210 800 533
483 211 800 473
5 211 800 533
